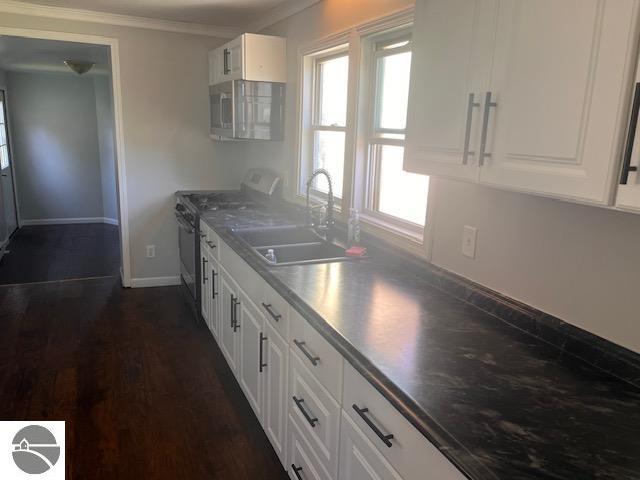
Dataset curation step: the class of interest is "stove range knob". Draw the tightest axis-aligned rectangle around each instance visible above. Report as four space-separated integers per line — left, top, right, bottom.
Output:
175 203 185 212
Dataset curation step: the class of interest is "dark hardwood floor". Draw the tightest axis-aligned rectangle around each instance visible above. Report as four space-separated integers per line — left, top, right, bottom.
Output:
0 224 121 285
0 277 287 479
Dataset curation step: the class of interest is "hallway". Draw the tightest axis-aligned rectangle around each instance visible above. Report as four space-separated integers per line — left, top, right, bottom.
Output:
0 223 120 285
0 277 287 479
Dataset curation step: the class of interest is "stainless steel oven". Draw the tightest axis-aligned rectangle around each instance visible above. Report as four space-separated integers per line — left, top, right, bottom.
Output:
175 204 197 302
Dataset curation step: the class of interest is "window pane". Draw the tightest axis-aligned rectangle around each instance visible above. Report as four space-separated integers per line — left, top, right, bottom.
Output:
377 145 429 226
318 55 349 127
313 130 345 198
377 51 412 130
0 145 9 170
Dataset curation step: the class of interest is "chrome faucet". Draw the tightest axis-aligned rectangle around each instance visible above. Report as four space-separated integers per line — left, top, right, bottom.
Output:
305 168 335 236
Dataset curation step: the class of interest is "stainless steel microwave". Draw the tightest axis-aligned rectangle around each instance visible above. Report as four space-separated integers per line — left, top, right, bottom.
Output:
209 80 285 141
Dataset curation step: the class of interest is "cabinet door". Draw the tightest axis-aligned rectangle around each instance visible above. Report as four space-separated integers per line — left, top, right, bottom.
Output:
239 295 264 420
263 321 288 467
404 0 492 181
339 412 402 480
209 254 220 339
219 270 240 376
478 0 640 204
226 35 244 81
200 248 209 324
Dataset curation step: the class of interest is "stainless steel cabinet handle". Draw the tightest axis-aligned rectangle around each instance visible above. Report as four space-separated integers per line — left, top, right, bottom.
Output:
259 332 267 373
223 48 230 75
352 404 394 448
293 396 318 427
202 258 207 284
261 303 281 322
212 270 218 299
462 93 480 165
206 240 216 249
293 339 320 366
291 465 304 480
478 91 498 166
621 82 640 184
231 295 240 332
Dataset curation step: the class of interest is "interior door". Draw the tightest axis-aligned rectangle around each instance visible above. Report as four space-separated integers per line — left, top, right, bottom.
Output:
0 90 18 241
403 0 493 181
478 0 640 204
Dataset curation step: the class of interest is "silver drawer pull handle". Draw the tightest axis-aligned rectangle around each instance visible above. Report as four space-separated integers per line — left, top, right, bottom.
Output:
462 92 480 165
353 404 394 448
262 302 282 322
293 339 319 366
293 396 318 427
478 91 498 166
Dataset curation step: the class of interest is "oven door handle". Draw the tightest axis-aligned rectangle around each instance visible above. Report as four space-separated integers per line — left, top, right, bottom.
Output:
175 212 195 233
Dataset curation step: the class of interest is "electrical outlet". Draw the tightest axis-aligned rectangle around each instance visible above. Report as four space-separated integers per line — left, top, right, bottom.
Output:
146 245 156 258
462 226 477 259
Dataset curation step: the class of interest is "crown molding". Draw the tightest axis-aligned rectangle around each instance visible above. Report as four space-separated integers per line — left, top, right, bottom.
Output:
0 0 241 38
247 0 321 33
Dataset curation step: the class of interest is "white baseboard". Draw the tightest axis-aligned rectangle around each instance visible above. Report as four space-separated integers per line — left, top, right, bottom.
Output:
130 276 181 288
20 217 119 226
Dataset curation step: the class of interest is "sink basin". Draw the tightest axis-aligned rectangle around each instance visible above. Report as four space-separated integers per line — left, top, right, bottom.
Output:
233 226 324 247
255 242 349 266
232 225 357 266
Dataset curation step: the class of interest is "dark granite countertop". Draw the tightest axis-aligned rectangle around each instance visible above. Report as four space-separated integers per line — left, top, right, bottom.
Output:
177 191 640 480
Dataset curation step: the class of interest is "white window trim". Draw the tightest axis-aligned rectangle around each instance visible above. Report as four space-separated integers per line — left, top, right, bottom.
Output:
294 6 436 260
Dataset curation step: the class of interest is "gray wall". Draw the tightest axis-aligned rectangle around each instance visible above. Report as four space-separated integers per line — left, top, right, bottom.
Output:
8 71 104 221
0 14 240 284
94 75 118 222
223 0 640 354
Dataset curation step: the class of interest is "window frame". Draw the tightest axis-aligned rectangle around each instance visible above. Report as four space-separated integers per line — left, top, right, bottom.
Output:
297 42 351 207
294 8 433 258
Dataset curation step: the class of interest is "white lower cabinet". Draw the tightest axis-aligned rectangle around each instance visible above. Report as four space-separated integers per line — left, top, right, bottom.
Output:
289 418 331 480
263 319 289 466
339 412 402 480
219 269 241 376
239 294 265 419
289 351 341 478
200 247 209 325
206 232 465 480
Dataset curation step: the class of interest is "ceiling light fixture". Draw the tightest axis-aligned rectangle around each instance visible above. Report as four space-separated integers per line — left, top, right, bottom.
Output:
63 60 94 75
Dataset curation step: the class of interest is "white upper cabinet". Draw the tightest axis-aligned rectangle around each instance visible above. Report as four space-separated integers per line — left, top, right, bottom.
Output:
616 65 640 212
209 33 287 86
405 0 640 205
404 0 492 182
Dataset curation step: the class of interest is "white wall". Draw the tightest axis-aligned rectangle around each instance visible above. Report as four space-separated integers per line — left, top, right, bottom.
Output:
223 0 640 354
0 13 241 283
8 71 104 221
94 75 118 222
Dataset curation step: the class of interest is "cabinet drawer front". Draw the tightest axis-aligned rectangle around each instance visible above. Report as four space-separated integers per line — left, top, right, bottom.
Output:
289 309 343 400
339 411 403 480
343 363 465 480
288 418 331 480
262 282 289 339
199 221 219 258
220 240 261 301
289 353 340 477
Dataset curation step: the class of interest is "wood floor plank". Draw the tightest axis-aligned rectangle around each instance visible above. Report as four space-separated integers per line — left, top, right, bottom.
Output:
0 277 287 479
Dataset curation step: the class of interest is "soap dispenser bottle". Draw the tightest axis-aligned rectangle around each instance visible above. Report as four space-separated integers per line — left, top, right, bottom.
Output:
347 208 361 247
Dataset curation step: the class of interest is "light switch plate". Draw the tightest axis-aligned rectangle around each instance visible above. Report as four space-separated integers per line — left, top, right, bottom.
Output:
462 226 477 259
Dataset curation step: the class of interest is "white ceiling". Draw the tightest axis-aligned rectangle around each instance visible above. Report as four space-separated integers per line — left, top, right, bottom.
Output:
0 36 110 74
14 0 299 27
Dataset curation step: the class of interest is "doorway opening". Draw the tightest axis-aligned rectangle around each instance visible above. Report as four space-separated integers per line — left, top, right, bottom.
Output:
0 33 128 286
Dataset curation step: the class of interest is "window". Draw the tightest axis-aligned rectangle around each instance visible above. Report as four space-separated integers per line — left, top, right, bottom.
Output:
299 47 350 201
0 92 9 170
296 14 429 251
362 33 429 232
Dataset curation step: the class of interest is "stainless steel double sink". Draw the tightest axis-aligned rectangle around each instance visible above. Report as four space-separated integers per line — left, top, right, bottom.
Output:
231 225 352 266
